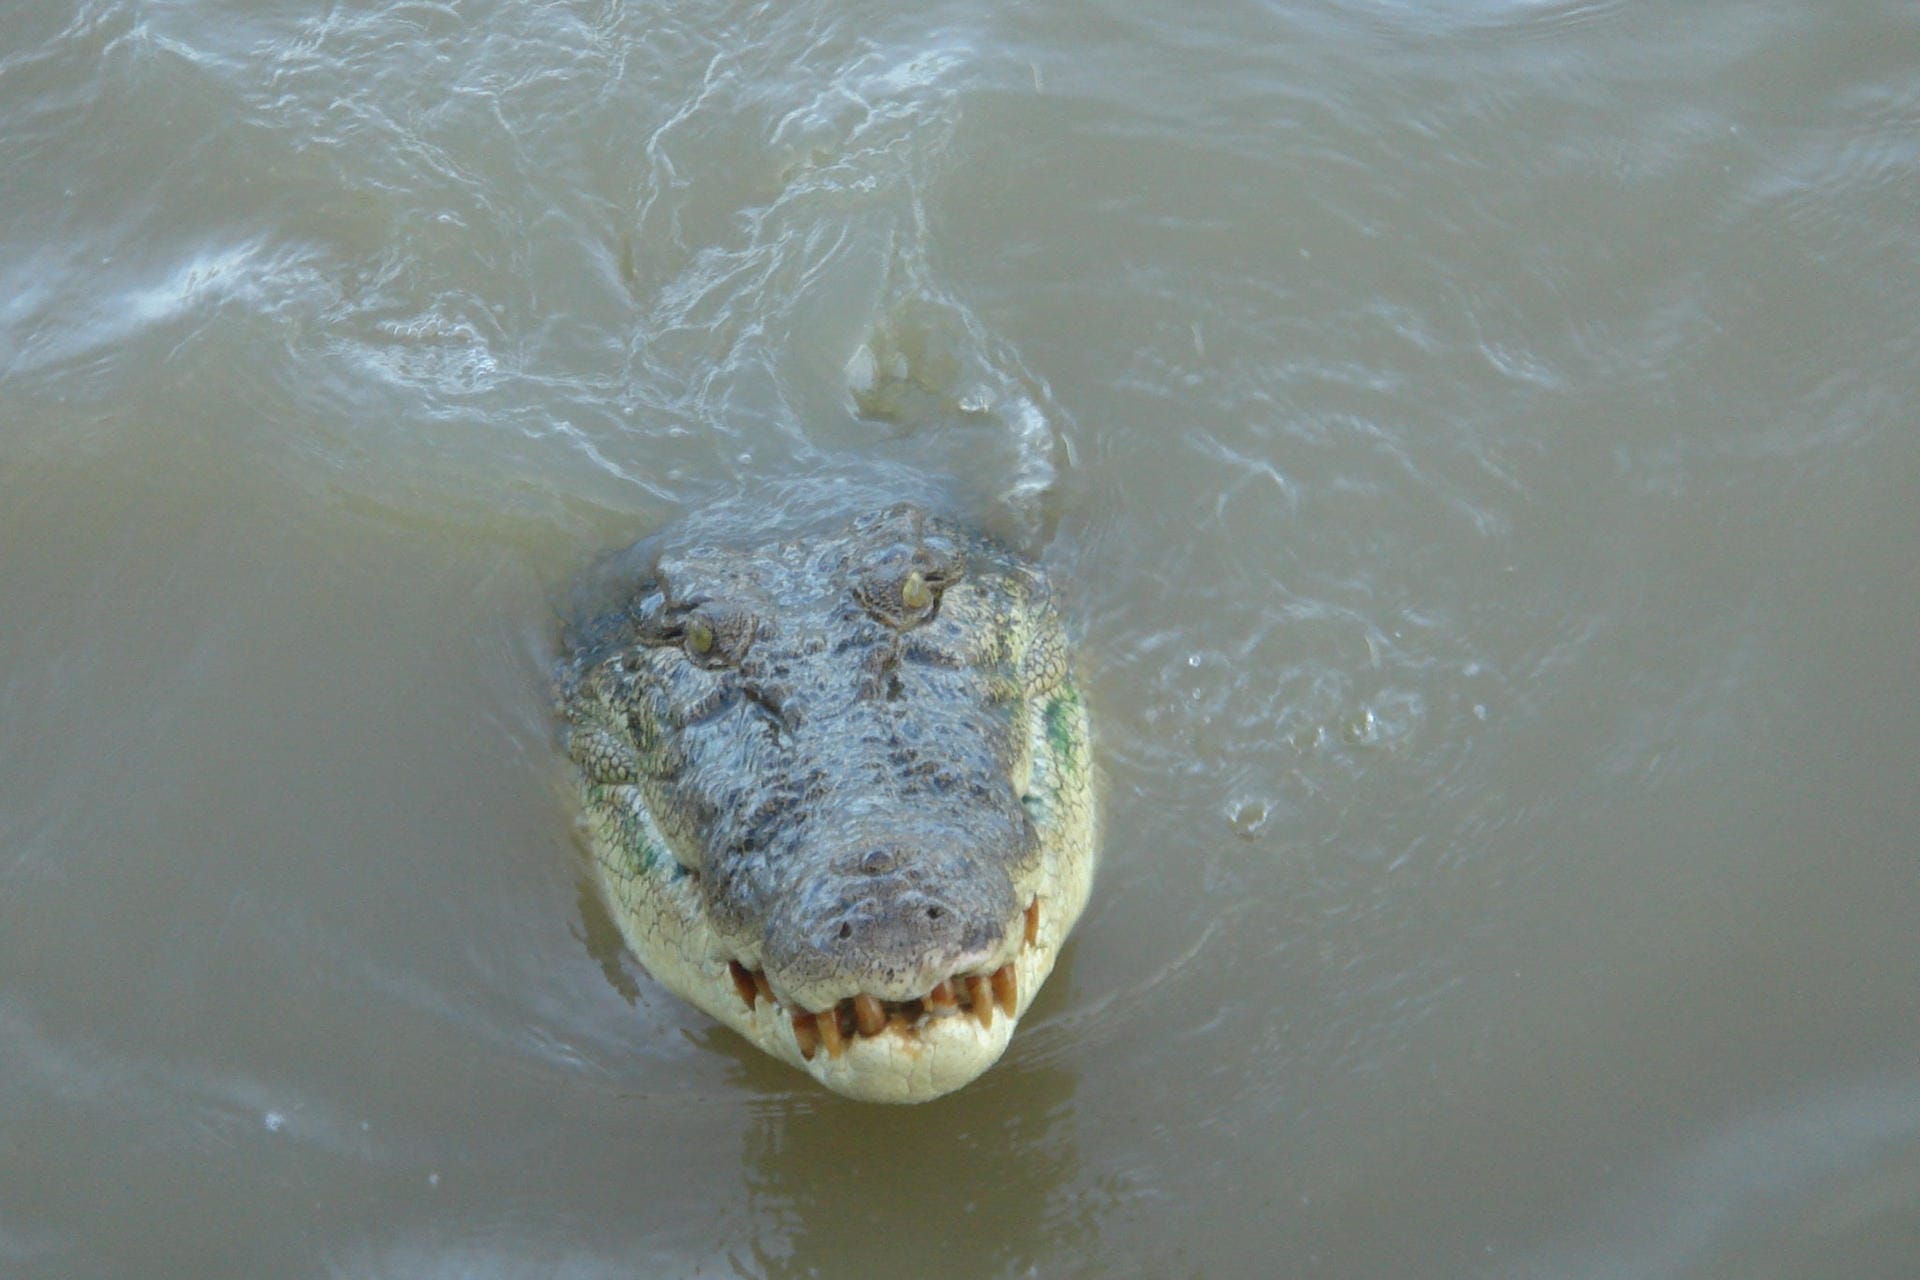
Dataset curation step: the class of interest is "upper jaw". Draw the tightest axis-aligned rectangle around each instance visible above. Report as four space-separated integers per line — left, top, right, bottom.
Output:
709 895 1046 1083
750 902 1021 1012
706 819 1034 1009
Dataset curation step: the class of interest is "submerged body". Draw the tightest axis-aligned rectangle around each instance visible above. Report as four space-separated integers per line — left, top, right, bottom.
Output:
557 503 1095 1102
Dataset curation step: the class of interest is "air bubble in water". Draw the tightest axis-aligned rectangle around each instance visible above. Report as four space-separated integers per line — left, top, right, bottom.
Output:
1228 797 1271 839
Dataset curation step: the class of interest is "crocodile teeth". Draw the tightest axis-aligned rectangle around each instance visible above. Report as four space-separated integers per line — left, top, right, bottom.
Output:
727 956 1024 1048
818 1005 846 1059
729 961 758 1009
991 962 1017 1017
1024 897 1041 947
966 975 994 1028
853 993 887 1037
791 1011 819 1060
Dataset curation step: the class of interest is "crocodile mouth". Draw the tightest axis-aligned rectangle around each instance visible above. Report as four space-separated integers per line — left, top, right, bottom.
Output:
723 898 1042 1061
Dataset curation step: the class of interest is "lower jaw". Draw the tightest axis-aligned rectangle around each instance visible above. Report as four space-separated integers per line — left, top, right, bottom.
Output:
702 936 1058 1103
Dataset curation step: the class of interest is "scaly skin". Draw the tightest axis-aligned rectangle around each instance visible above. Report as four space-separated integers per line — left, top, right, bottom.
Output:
557 503 1095 1102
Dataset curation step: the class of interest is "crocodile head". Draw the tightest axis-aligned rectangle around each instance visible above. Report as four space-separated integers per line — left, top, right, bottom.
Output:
558 503 1095 1102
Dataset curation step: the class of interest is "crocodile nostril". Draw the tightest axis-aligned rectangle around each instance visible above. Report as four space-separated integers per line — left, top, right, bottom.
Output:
859 848 897 875
926 905 943 920
838 922 852 940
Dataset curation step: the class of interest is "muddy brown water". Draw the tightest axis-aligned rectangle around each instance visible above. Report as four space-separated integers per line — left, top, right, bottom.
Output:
4 0 1918 1275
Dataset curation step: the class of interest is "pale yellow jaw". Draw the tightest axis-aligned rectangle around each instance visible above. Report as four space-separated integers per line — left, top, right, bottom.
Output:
702 898 1058 1104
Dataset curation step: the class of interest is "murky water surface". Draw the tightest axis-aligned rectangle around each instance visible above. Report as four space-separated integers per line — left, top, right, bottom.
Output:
4 0 1918 1275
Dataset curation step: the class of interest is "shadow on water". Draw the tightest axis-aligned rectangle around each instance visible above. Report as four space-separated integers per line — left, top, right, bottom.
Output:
575 873 645 1006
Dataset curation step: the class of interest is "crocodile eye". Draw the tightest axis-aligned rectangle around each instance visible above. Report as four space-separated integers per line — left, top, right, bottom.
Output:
685 616 715 656
677 604 756 668
901 570 932 612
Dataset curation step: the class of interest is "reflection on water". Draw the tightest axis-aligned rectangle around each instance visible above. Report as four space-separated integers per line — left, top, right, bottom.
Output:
3 0 1919 1274
740 1062 1085 1280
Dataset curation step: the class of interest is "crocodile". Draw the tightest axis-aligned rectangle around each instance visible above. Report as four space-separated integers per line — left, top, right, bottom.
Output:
557 502 1095 1103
